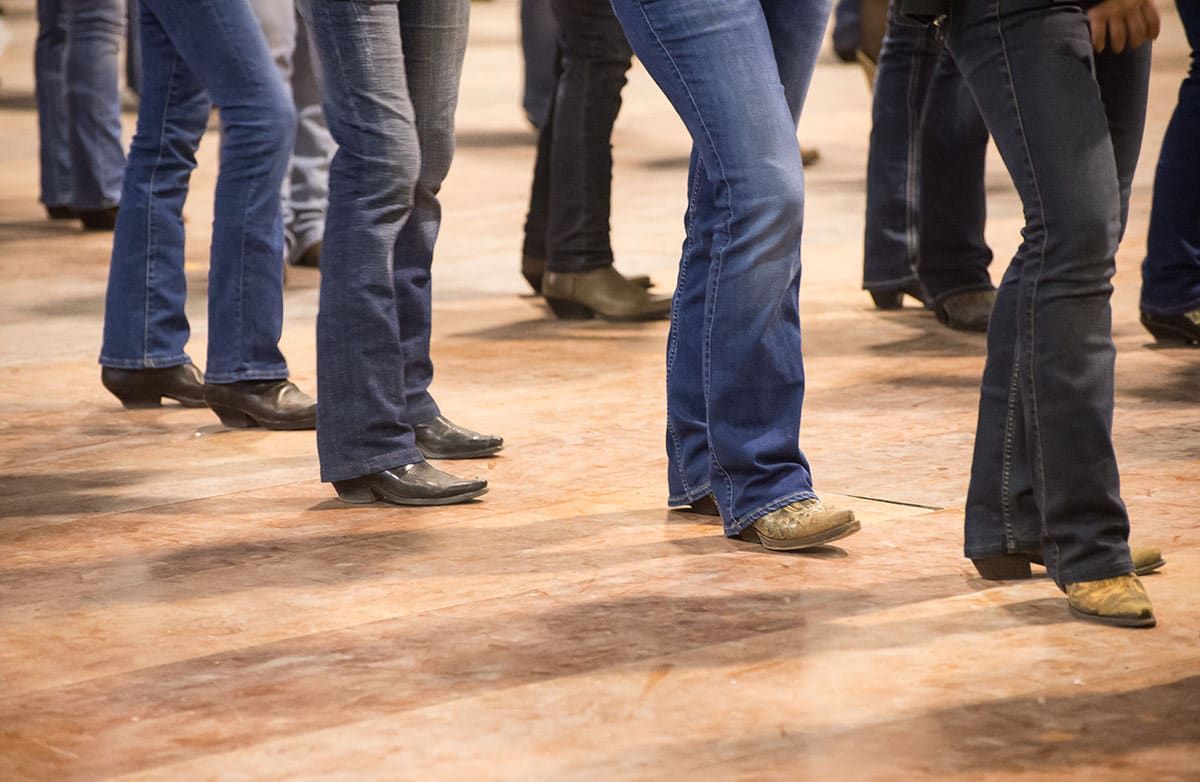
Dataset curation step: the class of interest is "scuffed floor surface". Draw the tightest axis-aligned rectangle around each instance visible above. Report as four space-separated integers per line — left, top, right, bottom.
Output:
1 1 1197 779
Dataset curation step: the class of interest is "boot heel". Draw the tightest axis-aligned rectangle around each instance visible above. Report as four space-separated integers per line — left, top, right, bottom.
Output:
333 479 377 504
972 554 1033 580
112 391 163 409
1143 321 1186 344
210 405 258 428
544 297 595 320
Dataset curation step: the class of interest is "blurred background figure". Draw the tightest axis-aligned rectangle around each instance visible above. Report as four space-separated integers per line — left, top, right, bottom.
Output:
1139 0 1200 345
34 0 126 229
249 0 334 269
862 0 994 331
519 0 557 129
521 0 669 321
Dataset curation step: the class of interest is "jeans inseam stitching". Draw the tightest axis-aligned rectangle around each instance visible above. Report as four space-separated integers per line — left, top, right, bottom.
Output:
628 1 736 514
208 0 260 380
665 157 707 498
998 340 1021 550
142 29 182 365
904 39 922 272
994 0 1056 567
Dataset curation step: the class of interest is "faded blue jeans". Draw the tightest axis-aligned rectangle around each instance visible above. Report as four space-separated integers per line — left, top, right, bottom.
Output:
34 0 126 210
100 0 296 383
947 0 1150 586
1141 0 1200 316
297 0 469 483
610 0 830 535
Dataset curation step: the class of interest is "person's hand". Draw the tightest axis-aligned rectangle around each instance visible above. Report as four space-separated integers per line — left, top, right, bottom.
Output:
1088 0 1161 53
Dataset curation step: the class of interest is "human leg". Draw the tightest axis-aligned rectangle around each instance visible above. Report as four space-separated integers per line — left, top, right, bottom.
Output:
100 1 209 373
63 0 125 213
35 0 72 211
611 0 828 533
1140 0 1200 331
949 0 1136 588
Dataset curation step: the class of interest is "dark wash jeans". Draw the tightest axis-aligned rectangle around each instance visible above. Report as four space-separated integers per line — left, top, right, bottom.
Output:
863 1 992 303
297 0 469 483
522 0 633 274
611 0 829 535
1141 0 1200 316
100 0 296 384
945 0 1150 586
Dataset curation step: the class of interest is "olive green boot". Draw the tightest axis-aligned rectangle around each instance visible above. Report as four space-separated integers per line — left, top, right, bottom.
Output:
1065 573 1156 628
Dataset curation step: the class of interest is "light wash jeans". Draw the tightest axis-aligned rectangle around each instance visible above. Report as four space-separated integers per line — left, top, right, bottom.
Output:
297 0 469 482
610 0 831 534
100 0 296 383
34 0 126 210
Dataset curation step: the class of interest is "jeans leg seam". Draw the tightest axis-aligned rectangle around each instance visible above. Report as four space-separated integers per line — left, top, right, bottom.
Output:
666 158 705 499
994 0 1057 569
142 42 182 364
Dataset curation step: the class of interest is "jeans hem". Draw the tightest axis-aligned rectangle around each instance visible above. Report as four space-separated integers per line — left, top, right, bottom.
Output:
99 353 191 370
728 489 820 537
963 539 1042 559
667 482 713 507
204 366 290 384
863 273 920 291
1055 556 1136 590
545 256 616 274
1138 295 1200 317
320 447 426 484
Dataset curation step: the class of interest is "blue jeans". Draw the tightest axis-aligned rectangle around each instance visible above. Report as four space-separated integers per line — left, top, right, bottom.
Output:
297 0 469 483
522 0 633 273
863 2 991 303
34 0 126 210
100 0 296 383
249 0 336 264
610 0 829 535
947 0 1150 586
1141 0 1200 316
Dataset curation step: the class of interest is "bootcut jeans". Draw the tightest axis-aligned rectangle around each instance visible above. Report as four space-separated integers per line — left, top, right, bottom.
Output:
100 0 296 383
863 1 992 304
946 0 1150 586
297 0 469 483
1140 0 1200 317
610 0 829 535
34 0 126 211
522 0 633 274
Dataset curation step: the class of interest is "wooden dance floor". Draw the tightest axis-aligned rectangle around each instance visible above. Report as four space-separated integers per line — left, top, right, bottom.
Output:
1 1 1197 778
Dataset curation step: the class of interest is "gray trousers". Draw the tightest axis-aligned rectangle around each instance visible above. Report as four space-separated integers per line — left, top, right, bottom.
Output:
248 0 335 263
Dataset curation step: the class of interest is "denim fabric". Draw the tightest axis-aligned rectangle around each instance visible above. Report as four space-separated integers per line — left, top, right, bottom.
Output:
521 0 559 128
522 0 633 274
249 0 335 264
832 0 862 57
34 0 126 210
100 0 296 383
297 0 469 483
863 2 991 302
1141 0 1200 316
611 0 829 535
35 0 72 207
947 0 1150 586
